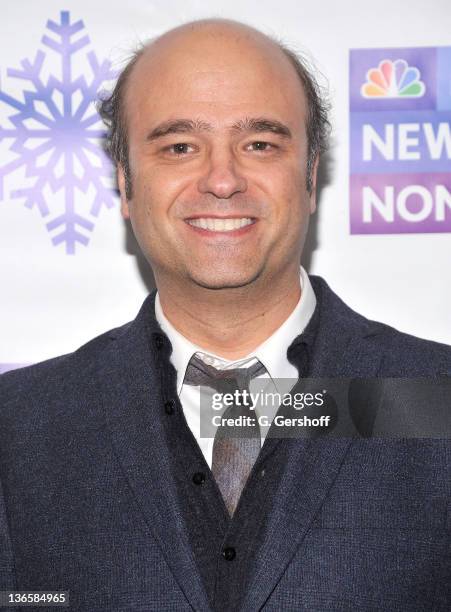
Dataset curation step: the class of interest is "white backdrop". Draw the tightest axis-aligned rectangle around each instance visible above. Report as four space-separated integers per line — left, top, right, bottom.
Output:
1 0 450 370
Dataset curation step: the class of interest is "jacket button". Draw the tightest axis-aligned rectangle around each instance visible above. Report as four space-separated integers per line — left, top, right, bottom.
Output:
222 547 236 561
154 334 165 349
164 400 175 415
192 472 206 485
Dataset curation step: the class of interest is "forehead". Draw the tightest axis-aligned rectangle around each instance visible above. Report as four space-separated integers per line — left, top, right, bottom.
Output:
124 24 307 134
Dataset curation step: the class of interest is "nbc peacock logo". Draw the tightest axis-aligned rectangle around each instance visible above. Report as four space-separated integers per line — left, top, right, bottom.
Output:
361 59 425 98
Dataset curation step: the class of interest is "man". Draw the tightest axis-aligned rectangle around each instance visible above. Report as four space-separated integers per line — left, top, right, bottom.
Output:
1 19 450 612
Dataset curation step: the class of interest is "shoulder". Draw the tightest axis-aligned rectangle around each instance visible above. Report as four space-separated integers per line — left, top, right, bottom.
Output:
310 274 451 375
0 320 133 424
372 324 451 375
0 289 162 431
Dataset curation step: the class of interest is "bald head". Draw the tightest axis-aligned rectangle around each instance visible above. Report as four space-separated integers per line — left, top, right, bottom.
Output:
143 18 284 54
99 18 329 198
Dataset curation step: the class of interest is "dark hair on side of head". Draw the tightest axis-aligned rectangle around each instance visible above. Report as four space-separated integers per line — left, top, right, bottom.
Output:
98 35 330 198
275 42 331 192
97 47 145 200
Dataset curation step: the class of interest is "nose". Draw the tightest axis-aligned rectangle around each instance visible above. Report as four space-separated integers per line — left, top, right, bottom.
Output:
197 148 247 198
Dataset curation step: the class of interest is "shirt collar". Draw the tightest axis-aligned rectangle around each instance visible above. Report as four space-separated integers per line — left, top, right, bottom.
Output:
154 267 317 395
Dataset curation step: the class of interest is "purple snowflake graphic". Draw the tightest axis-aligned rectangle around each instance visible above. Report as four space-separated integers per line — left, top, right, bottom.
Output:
0 11 117 254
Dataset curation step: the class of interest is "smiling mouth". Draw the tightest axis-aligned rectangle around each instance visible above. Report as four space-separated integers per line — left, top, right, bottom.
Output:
185 217 255 232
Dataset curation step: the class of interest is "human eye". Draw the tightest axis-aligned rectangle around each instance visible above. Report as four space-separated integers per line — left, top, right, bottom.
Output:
246 141 277 152
169 142 193 155
166 142 195 155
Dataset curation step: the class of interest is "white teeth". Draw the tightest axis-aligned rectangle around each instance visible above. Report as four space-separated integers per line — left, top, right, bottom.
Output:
187 218 253 232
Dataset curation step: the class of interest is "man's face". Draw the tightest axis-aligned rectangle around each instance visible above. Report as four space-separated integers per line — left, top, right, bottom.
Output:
119 25 317 291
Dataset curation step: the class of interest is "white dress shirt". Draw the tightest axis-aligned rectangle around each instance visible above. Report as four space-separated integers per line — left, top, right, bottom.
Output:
155 267 316 468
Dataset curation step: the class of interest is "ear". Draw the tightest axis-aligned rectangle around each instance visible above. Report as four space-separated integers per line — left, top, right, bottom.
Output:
117 164 130 219
309 155 320 214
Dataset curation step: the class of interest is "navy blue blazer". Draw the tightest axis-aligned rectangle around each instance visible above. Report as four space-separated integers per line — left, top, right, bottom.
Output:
1 275 450 611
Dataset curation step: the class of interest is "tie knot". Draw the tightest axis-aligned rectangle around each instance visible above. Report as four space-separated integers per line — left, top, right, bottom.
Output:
183 354 266 393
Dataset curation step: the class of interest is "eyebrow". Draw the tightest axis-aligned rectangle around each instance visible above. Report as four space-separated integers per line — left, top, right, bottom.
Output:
147 119 212 141
230 117 292 138
146 116 292 141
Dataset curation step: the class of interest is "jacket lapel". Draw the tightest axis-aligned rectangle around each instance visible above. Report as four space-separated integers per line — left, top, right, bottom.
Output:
241 276 388 611
307 275 389 378
98 294 212 612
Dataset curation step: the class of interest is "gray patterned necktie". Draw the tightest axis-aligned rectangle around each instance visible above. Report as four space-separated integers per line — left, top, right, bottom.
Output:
183 354 267 516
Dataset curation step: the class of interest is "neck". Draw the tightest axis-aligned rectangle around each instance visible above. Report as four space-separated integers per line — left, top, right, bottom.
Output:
155 265 302 360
